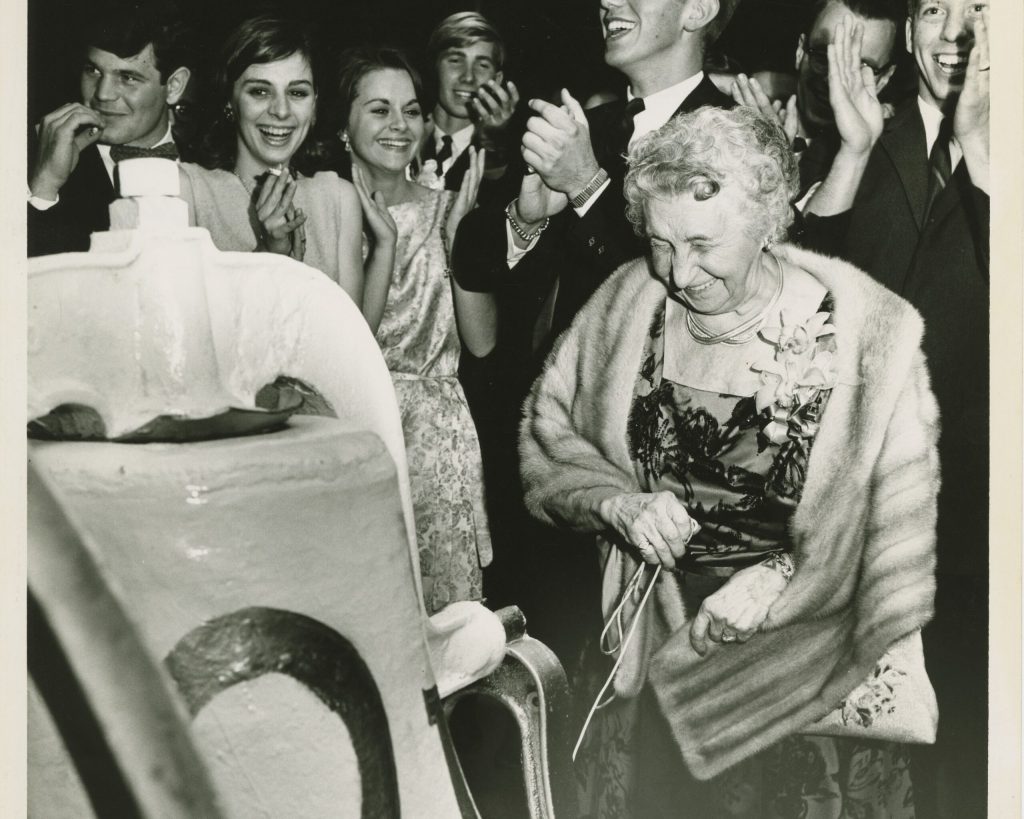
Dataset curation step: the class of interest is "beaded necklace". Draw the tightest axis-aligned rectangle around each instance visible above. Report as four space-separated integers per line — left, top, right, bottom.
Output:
685 251 784 346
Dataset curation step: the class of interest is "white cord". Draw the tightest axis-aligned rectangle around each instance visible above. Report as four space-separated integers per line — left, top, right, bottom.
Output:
572 562 662 761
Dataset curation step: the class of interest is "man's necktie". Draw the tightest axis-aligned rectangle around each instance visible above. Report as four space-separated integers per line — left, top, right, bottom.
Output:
924 118 953 220
109 142 180 162
621 97 646 147
434 134 453 176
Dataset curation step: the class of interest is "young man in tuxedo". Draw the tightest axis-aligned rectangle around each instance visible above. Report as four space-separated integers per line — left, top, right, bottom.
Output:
802 2 989 814
28 2 191 257
451 0 740 677
418 12 519 197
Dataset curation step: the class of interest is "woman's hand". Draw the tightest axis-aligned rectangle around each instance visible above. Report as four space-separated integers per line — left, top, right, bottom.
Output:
254 169 307 257
689 563 789 656
444 146 486 256
827 16 884 156
731 76 799 148
352 163 397 249
596 491 698 569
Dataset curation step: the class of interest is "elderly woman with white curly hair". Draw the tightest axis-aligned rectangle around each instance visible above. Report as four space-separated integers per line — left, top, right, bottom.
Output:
520 105 941 817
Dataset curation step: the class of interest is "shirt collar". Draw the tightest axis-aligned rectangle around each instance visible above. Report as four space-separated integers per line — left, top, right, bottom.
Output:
434 122 475 154
97 123 176 186
627 71 705 147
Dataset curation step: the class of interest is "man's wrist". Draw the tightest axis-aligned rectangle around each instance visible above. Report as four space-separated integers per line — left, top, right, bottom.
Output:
569 167 609 210
29 174 62 202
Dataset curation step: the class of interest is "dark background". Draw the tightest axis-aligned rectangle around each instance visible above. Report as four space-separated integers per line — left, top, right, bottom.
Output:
28 0 816 124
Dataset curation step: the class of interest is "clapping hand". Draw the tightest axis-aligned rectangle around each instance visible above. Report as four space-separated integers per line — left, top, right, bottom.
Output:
953 13 989 158
521 88 601 197
31 103 105 200
470 79 520 134
514 170 569 228
731 76 800 148
597 491 699 569
689 563 788 656
827 16 884 156
444 146 486 256
352 163 397 249
254 168 307 259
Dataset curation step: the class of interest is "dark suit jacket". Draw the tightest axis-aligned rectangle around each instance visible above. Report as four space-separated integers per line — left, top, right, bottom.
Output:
28 145 117 257
821 100 989 580
453 75 733 409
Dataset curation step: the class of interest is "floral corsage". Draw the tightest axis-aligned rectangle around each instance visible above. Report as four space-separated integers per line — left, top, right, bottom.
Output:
413 159 446 190
752 310 837 446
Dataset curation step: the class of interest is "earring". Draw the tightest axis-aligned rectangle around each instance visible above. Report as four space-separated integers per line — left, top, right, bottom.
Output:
223 104 235 122
763 236 775 251
341 133 351 153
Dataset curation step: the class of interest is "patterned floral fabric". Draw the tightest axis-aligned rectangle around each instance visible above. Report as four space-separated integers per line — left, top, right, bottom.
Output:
575 299 914 818
627 301 833 573
374 189 491 614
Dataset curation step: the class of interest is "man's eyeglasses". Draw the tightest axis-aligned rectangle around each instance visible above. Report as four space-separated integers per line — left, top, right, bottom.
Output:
803 46 890 78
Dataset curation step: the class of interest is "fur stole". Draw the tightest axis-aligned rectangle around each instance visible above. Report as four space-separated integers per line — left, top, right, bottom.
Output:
519 243 940 779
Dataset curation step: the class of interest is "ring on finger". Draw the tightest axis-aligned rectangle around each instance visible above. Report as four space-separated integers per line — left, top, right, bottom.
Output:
721 630 737 643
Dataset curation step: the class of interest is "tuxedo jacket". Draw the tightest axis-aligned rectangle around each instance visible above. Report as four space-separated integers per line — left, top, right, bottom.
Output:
452 75 733 409
822 99 989 578
28 145 117 257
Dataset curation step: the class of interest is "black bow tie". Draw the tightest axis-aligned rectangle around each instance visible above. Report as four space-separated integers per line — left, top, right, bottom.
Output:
109 142 179 162
622 97 646 145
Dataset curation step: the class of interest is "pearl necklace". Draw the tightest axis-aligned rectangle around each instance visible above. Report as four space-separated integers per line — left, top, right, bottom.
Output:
685 252 784 346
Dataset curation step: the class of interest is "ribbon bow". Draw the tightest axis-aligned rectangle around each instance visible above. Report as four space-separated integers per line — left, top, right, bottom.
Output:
109 142 180 162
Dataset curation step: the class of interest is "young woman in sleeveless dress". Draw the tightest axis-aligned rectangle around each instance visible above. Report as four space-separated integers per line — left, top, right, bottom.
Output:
335 47 494 613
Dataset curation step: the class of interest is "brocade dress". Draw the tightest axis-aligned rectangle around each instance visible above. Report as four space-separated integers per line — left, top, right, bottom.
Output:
375 189 491 614
576 301 915 819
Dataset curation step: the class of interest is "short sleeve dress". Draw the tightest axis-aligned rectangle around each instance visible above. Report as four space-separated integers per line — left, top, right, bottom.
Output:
576 300 916 819
374 188 491 614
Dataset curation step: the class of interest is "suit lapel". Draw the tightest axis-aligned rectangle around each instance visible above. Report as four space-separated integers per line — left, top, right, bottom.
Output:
69 146 116 201
673 75 734 116
587 98 629 170
65 146 117 235
879 102 929 230
928 160 969 225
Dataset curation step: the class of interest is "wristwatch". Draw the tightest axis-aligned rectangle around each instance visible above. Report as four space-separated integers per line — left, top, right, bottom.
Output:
570 168 609 209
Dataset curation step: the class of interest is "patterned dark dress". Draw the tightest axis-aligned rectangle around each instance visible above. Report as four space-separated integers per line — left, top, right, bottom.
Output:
575 302 915 819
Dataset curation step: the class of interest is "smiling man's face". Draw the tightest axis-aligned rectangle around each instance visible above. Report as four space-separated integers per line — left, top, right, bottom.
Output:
80 44 173 147
600 0 692 79
907 0 988 111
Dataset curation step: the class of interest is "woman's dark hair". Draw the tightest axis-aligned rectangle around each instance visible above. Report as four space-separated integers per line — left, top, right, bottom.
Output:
329 46 424 179
198 14 330 174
